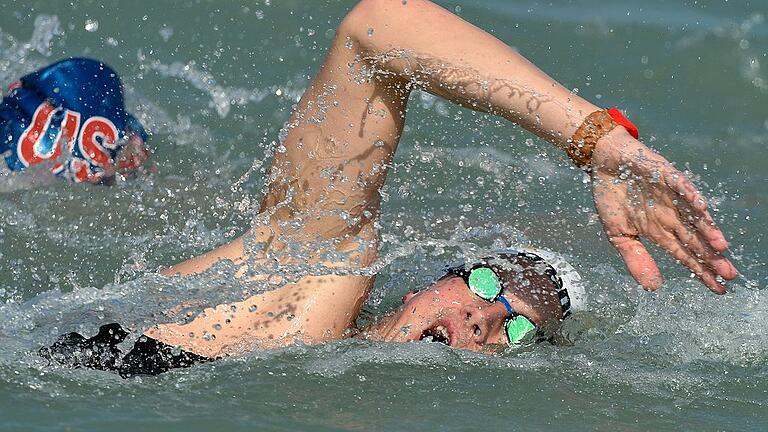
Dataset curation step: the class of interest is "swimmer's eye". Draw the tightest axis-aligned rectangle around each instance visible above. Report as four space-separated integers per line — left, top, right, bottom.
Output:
463 266 538 346
467 267 501 301
504 315 536 345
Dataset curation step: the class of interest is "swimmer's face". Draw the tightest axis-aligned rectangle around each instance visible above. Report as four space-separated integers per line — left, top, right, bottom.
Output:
114 134 152 175
364 263 565 352
88 135 152 185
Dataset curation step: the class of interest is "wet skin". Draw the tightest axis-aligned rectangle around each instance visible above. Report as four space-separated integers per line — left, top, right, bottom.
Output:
152 0 737 359
148 257 566 358
361 271 564 353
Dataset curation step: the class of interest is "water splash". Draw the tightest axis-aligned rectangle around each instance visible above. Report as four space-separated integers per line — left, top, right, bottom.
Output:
0 15 62 86
676 12 767 93
139 57 305 118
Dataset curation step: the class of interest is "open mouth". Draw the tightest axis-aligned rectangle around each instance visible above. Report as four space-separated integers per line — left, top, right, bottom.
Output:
419 325 451 346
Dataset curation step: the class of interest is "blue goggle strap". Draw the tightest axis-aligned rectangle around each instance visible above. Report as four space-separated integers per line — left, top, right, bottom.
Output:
497 295 514 315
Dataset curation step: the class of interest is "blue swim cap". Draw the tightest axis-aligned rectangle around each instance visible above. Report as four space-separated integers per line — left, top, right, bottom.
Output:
0 57 148 183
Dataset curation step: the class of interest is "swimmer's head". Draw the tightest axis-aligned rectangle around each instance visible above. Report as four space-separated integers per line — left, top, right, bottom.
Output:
1 57 151 184
361 250 584 352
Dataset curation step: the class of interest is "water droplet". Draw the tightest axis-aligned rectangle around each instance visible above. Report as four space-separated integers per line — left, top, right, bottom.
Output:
84 19 99 32
374 139 385 147
159 26 174 41
213 323 222 331
643 69 654 79
249 305 258 312
367 27 374 36
739 39 750 50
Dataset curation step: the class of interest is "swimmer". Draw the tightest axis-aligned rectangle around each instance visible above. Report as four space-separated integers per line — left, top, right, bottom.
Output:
0 57 150 185
43 248 584 377
41 0 737 377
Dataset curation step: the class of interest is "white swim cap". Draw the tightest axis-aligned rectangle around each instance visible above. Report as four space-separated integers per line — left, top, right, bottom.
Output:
516 247 587 313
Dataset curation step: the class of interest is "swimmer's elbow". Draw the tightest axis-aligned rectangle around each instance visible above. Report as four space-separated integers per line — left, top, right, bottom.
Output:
338 0 400 46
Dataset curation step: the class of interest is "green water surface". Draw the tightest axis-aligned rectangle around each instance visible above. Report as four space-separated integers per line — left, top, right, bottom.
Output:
0 0 766 431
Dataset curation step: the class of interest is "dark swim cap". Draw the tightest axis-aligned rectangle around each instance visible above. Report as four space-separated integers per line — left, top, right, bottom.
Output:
0 57 148 182
444 247 587 318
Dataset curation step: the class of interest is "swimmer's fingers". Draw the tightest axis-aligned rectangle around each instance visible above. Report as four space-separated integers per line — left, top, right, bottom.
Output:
663 169 730 252
608 234 663 291
637 201 727 293
672 223 738 281
652 228 728 294
593 174 663 290
658 169 738 280
649 178 735 292
594 135 736 293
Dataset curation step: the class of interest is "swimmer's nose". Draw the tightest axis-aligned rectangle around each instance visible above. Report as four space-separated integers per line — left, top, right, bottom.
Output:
463 306 506 341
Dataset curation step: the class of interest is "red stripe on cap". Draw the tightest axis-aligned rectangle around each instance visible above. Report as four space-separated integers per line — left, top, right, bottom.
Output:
607 107 639 139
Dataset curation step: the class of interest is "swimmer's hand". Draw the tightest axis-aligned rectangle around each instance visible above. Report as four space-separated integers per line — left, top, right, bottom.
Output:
590 127 738 294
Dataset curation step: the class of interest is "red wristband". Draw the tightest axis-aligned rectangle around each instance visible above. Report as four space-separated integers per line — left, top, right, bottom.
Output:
607 107 639 139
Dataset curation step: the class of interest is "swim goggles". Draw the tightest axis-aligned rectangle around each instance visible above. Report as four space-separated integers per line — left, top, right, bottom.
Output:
448 265 537 345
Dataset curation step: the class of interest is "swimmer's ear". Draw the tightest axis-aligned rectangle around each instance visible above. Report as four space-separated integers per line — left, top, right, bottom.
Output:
402 290 418 304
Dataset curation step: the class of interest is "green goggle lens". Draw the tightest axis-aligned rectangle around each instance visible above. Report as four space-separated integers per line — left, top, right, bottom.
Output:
462 265 537 346
467 267 501 301
505 315 536 344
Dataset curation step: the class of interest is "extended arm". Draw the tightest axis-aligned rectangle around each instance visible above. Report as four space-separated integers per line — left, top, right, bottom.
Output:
304 0 736 292
334 0 735 294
